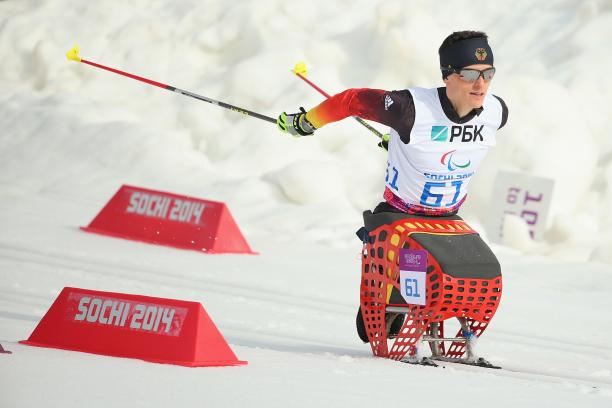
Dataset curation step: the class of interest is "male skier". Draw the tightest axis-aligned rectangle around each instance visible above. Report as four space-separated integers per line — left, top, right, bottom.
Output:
277 30 508 341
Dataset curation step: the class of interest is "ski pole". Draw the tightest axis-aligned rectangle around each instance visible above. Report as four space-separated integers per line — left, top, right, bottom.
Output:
66 45 277 124
291 62 387 140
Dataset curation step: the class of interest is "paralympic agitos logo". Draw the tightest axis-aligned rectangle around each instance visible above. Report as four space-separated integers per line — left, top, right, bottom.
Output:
431 125 484 142
441 150 471 171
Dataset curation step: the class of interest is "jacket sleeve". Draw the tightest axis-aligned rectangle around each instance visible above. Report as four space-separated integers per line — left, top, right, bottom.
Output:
305 88 416 143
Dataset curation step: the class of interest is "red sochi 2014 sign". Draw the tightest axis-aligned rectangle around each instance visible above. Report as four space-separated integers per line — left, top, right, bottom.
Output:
81 185 255 254
21 287 247 367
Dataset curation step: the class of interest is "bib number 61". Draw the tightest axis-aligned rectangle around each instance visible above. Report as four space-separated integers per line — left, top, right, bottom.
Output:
420 180 463 207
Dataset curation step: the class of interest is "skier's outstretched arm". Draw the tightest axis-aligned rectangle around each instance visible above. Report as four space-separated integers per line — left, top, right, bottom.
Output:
277 88 415 143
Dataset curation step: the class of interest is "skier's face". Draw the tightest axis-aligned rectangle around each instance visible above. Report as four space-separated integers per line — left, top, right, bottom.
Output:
444 64 493 112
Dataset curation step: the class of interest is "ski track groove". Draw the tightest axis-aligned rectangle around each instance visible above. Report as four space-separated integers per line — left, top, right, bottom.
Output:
0 243 354 317
222 324 366 355
495 329 612 352
436 360 612 389
0 290 50 310
0 310 40 322
0 288 53 304
488 331 612 359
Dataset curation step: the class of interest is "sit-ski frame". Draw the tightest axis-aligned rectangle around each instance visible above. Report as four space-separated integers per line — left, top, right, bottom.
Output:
386 306 500 368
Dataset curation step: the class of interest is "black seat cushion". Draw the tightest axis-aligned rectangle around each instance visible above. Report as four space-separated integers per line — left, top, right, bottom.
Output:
362 210 500 280
411 233 501 279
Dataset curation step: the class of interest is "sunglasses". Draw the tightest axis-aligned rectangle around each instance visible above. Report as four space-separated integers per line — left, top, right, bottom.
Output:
444 67 496 82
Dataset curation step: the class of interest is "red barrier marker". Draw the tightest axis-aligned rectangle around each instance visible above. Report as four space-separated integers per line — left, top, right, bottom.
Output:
20 287 247 367
81 185 256 254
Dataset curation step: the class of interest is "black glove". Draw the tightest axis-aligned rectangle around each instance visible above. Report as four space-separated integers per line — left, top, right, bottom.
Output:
277 107 316 137
378 134 390 151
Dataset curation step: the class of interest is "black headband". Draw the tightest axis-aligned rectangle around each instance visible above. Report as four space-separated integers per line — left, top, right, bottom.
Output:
439 37 494 70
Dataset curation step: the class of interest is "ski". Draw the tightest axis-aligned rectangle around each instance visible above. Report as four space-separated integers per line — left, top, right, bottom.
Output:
437 357 502 369
401 356 501 370
402 357 439 367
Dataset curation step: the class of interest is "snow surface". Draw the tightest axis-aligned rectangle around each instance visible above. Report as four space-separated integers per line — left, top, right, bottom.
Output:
1 0 612 407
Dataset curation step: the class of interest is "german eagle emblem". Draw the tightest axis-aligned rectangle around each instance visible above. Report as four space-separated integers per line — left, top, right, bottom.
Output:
475 48 488 61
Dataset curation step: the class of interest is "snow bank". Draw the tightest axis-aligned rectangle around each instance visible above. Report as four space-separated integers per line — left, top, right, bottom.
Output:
1 0 611 261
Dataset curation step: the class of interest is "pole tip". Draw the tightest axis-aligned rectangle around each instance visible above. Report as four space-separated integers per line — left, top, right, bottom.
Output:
66 45 81 62
292 61 307 76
